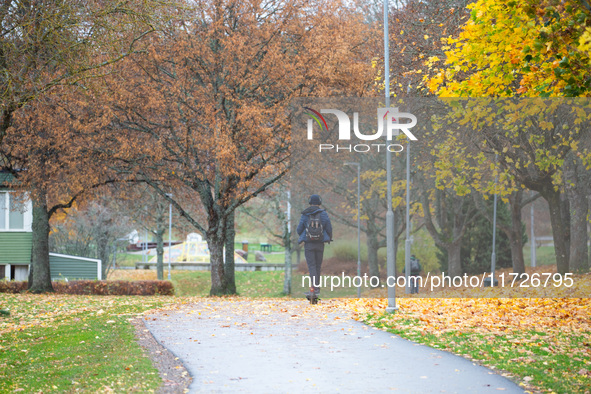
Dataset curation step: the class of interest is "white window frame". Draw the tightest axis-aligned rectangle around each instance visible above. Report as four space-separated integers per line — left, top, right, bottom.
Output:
0 191 32 232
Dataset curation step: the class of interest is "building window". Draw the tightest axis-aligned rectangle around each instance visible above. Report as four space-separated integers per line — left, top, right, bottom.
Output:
0 192 25 230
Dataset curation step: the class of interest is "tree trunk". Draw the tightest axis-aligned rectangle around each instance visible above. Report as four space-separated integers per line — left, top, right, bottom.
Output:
560 193 571 264
224 211 237 294
508 191 525 276
155 228 165 280
509 233 526 276
447 241 462 278
208 230 228 295
207 207 232 295
154 202 166 280
569 193 589 273
394 205 406 278
97 229 110 280
543 187 570 274
28 189 53 293
366 231 380 282
565 153 590 273
421 188 474 278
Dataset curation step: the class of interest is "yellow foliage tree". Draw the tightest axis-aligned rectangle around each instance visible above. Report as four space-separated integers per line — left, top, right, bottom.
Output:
428 0 591 97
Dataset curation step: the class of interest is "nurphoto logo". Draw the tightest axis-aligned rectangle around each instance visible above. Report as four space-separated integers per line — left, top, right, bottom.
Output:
304 106 417 153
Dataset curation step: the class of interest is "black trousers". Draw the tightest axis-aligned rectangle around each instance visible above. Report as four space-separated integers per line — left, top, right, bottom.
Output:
304 242 324 292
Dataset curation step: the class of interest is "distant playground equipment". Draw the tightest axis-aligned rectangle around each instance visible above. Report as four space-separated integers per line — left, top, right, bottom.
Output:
125 229 182 251
148 233 247 264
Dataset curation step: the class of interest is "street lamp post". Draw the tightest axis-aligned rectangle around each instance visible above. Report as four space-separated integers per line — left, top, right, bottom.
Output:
144 228 148 265
487 154 499 287
404 138 412 294
490 183 498 285
384 0 397 313
283 190 292 295
166 193 173 281
530 191 536 267
344 162 361 298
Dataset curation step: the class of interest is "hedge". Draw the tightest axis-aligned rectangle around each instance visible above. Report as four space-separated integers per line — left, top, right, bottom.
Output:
0 280 174 296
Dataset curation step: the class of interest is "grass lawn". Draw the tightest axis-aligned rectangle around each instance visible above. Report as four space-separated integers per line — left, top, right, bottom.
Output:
523 245 557 267
0 293 177 393
171 270 286 297
116 252 141 267
110 269 365 298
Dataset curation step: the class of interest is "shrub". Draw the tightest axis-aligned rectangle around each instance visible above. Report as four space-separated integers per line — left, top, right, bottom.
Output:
0 281 28 294
0 280 174 296
331 241 367 262
394 229 441 275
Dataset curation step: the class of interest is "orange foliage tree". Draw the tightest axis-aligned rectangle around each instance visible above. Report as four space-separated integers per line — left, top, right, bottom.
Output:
0 0 175 293
2 94 132 292
103 0 376 295
0 0 169 147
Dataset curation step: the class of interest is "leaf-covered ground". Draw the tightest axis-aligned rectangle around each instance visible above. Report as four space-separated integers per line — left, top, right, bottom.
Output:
1 291 590 393
350 298 591 393
0 293 172 335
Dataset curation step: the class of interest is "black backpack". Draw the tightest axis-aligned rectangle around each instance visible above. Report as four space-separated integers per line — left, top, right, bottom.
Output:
305 212 324 241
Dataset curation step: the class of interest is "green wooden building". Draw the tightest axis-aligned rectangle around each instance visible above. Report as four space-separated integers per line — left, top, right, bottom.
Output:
0 172 101 281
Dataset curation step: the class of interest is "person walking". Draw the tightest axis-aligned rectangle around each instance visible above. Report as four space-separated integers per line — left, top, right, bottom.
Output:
403 254 422 294
297 194 332 299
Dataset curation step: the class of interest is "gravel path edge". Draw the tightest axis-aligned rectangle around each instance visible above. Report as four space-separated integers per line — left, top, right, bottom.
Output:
131 317 193 394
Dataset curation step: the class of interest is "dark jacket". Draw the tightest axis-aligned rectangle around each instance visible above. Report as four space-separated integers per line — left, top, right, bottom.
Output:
403 258 422 275
297 206 332 243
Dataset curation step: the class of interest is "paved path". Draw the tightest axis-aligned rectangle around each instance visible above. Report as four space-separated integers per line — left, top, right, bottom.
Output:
145 299 524 393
